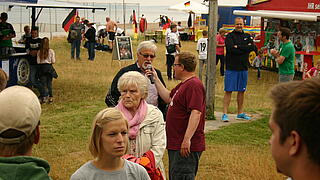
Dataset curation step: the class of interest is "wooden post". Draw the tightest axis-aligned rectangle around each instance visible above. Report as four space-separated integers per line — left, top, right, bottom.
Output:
123 0 126 34
205 0 218 119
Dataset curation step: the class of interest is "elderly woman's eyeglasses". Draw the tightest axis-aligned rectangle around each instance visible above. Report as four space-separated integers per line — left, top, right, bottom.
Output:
139 53 155 58
120 89 138 95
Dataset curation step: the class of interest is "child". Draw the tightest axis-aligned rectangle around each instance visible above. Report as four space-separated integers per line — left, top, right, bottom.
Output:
18 25 31 44
37 37 56 103
252 50 263 79
306 60 320 78
216 28 227 76
197 30 208 81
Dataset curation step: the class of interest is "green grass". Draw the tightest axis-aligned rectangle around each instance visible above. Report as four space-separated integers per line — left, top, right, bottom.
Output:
206 115 271 146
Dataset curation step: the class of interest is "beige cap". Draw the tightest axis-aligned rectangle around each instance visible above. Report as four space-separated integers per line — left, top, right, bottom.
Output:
0 86 41 144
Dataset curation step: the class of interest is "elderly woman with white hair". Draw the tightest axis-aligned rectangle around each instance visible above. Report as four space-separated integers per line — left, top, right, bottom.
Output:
105 41 167 117
116 71 166 180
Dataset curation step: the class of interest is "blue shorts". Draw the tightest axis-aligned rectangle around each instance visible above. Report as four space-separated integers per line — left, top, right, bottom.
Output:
224 70 248 92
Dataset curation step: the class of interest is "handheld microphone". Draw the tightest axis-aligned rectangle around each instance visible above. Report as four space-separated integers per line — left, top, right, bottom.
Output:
146 64 155 84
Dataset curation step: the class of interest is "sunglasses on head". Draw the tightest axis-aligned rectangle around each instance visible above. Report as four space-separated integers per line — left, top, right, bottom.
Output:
140 53 156 58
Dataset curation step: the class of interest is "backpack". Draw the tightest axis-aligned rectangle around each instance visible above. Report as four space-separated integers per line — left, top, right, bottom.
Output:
67 30 78 43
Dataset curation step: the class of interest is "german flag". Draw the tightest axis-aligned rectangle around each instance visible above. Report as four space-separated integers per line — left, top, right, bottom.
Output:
184 1 190 7
132 10 138 33
62 9 78 32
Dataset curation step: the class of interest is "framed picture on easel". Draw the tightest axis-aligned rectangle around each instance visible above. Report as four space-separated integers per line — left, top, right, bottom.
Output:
112 36 134 60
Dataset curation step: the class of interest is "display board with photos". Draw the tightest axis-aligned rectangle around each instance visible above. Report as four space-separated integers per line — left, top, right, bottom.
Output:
112 36 134 60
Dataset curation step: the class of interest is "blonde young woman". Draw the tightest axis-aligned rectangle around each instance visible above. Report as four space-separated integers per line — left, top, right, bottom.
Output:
37 37 57 103
70 108 150 180
116 71 166 180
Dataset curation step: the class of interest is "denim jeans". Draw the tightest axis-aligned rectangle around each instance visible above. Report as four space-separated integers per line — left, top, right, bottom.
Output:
168 150 202 180
71 39 81 59
40 74 53 97
87 42 95 60
166 54 174 80
29 65 45 97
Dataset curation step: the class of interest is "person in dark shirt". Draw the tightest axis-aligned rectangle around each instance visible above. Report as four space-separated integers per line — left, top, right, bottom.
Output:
221 17 255 122
105 41 167 116
25 26 45 102
18 25 31 44
0 12 16 58
69 16 84 60
84 22 96 61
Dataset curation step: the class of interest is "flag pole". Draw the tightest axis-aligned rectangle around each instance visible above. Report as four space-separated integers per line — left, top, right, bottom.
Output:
123 0 126 34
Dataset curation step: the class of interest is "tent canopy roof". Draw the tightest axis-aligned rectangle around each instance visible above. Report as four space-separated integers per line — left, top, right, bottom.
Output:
169 1 208 14
8 0 105 10
218 0 247 7
234 10 320 22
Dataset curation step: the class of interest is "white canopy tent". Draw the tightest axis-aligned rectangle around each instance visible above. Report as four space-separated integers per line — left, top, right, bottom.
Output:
217 0 247 7
169 0 248 14
168 1 208 14
6 0 105 28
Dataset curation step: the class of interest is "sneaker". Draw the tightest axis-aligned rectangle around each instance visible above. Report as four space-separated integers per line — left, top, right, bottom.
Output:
48 97 53 104
236 113 251 120
39 96 48 104
221 114 229 122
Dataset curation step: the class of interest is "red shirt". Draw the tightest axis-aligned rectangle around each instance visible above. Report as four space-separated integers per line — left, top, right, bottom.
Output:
166 77 206 152
216 34 226 55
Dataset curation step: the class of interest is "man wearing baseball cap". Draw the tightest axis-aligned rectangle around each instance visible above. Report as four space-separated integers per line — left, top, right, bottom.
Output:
0 86 51 179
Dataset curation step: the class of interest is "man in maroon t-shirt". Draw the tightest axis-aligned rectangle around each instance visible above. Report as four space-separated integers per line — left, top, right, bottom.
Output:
149 51 206 180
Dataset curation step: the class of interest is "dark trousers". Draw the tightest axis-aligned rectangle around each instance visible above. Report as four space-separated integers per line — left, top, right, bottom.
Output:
29 65 45 97
216 54 225 76
168 150 202 180
40 74 53 97
257 67 261 78
87 42 95 60
71 39 81 59
166 54 175 80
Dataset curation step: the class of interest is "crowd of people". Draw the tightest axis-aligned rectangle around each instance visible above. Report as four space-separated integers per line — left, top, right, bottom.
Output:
67 16 126 61
1 14 320 180
0 12 58 103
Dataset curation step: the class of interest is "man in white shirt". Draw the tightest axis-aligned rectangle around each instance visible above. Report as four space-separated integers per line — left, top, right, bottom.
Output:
165 24 180 80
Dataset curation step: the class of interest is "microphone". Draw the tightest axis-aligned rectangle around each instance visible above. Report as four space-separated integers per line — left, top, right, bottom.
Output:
146 64 154 84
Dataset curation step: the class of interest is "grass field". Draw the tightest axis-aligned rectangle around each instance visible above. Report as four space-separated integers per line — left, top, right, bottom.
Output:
32 37 286 179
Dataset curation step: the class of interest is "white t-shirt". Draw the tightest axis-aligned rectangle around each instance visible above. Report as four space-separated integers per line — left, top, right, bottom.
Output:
70 159 150 180
166 32 179 55
197 37 208 60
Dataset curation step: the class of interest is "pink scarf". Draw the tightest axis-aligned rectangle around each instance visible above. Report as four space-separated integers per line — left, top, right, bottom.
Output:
116 100 148 140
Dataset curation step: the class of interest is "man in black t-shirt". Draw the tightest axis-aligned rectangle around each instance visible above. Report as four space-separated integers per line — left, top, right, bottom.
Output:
25 27 45 102
222 17 255 122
